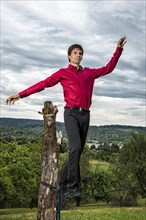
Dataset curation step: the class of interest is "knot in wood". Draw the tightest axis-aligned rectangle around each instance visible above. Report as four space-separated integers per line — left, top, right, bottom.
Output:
45 114 54 127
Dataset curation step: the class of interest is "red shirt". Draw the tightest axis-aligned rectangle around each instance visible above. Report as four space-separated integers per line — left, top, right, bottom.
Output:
19 47 123 109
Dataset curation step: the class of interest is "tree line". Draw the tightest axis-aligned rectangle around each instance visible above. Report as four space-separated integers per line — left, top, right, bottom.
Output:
1 117 146 143
0 131 146 208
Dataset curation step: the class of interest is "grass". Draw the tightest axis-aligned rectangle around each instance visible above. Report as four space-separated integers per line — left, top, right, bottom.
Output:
0 205 146 220
90 160 109 172
63 206 146 220
0 208 37 220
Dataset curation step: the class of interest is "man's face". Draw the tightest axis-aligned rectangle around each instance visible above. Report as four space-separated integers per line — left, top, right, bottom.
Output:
68 48 83 65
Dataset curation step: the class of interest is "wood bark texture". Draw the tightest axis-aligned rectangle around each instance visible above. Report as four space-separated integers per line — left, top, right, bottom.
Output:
37 101 59 220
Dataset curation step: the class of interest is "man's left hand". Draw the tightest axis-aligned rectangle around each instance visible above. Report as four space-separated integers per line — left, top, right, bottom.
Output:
117 37 127 48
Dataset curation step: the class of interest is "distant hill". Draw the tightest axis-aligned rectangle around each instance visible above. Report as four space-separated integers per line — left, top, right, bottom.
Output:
0 117 145 143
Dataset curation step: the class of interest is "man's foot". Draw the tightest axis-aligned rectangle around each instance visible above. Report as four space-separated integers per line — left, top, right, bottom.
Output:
68 189 81 198
61 190 69 199
60 188 81 199
60 184 68 198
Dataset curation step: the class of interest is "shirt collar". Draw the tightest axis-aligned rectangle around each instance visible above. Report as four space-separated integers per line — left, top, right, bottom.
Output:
68 64 83 71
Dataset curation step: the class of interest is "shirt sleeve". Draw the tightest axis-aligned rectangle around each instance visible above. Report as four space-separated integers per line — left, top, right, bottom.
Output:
91 47 123 79
19 69 62 98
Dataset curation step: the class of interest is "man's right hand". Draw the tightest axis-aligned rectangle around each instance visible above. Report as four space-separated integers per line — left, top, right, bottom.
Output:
6 94 20 105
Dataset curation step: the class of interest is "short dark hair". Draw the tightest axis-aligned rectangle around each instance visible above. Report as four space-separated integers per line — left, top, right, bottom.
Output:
67 44 84 62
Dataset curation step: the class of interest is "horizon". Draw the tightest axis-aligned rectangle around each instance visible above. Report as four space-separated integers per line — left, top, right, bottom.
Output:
0 117 145 128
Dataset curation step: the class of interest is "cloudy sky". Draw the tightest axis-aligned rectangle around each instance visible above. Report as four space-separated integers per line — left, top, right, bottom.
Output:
1 0 145 126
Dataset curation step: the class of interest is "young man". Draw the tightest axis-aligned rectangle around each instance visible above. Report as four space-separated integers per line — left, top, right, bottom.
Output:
6 37 127 198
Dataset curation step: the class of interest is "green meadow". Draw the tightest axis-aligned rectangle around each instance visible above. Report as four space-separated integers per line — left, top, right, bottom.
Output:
0 204 146 220
90 160 109 172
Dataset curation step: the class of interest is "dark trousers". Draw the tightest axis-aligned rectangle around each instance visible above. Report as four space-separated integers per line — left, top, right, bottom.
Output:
59 108 90 192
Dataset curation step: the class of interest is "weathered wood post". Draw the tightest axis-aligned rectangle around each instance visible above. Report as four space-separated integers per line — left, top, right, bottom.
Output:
37 101 59 220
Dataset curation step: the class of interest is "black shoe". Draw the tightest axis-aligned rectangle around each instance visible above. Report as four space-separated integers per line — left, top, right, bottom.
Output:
60 190 69 199
60 183 68 198
68 189 81 198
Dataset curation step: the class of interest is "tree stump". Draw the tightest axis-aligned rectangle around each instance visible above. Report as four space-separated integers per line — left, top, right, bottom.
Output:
37 101 59 220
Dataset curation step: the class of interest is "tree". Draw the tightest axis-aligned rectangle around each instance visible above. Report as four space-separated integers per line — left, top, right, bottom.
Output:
0 141 41 208
119 132 146 193
109 132 146 206
96 142 119 161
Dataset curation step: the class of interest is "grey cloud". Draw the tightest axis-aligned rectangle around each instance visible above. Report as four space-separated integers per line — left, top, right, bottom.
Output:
1 85 15 97
1 105 19 112
117 60 140 72
2 4 71 72
2 40 67 72
95 88 145 99
94 78 145 100
86 3 144 44
25 97 63 108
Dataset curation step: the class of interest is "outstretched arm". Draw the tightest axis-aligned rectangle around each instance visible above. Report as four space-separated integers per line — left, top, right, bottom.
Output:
6 69 62 105
93 37 127 78
6 94 20 105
